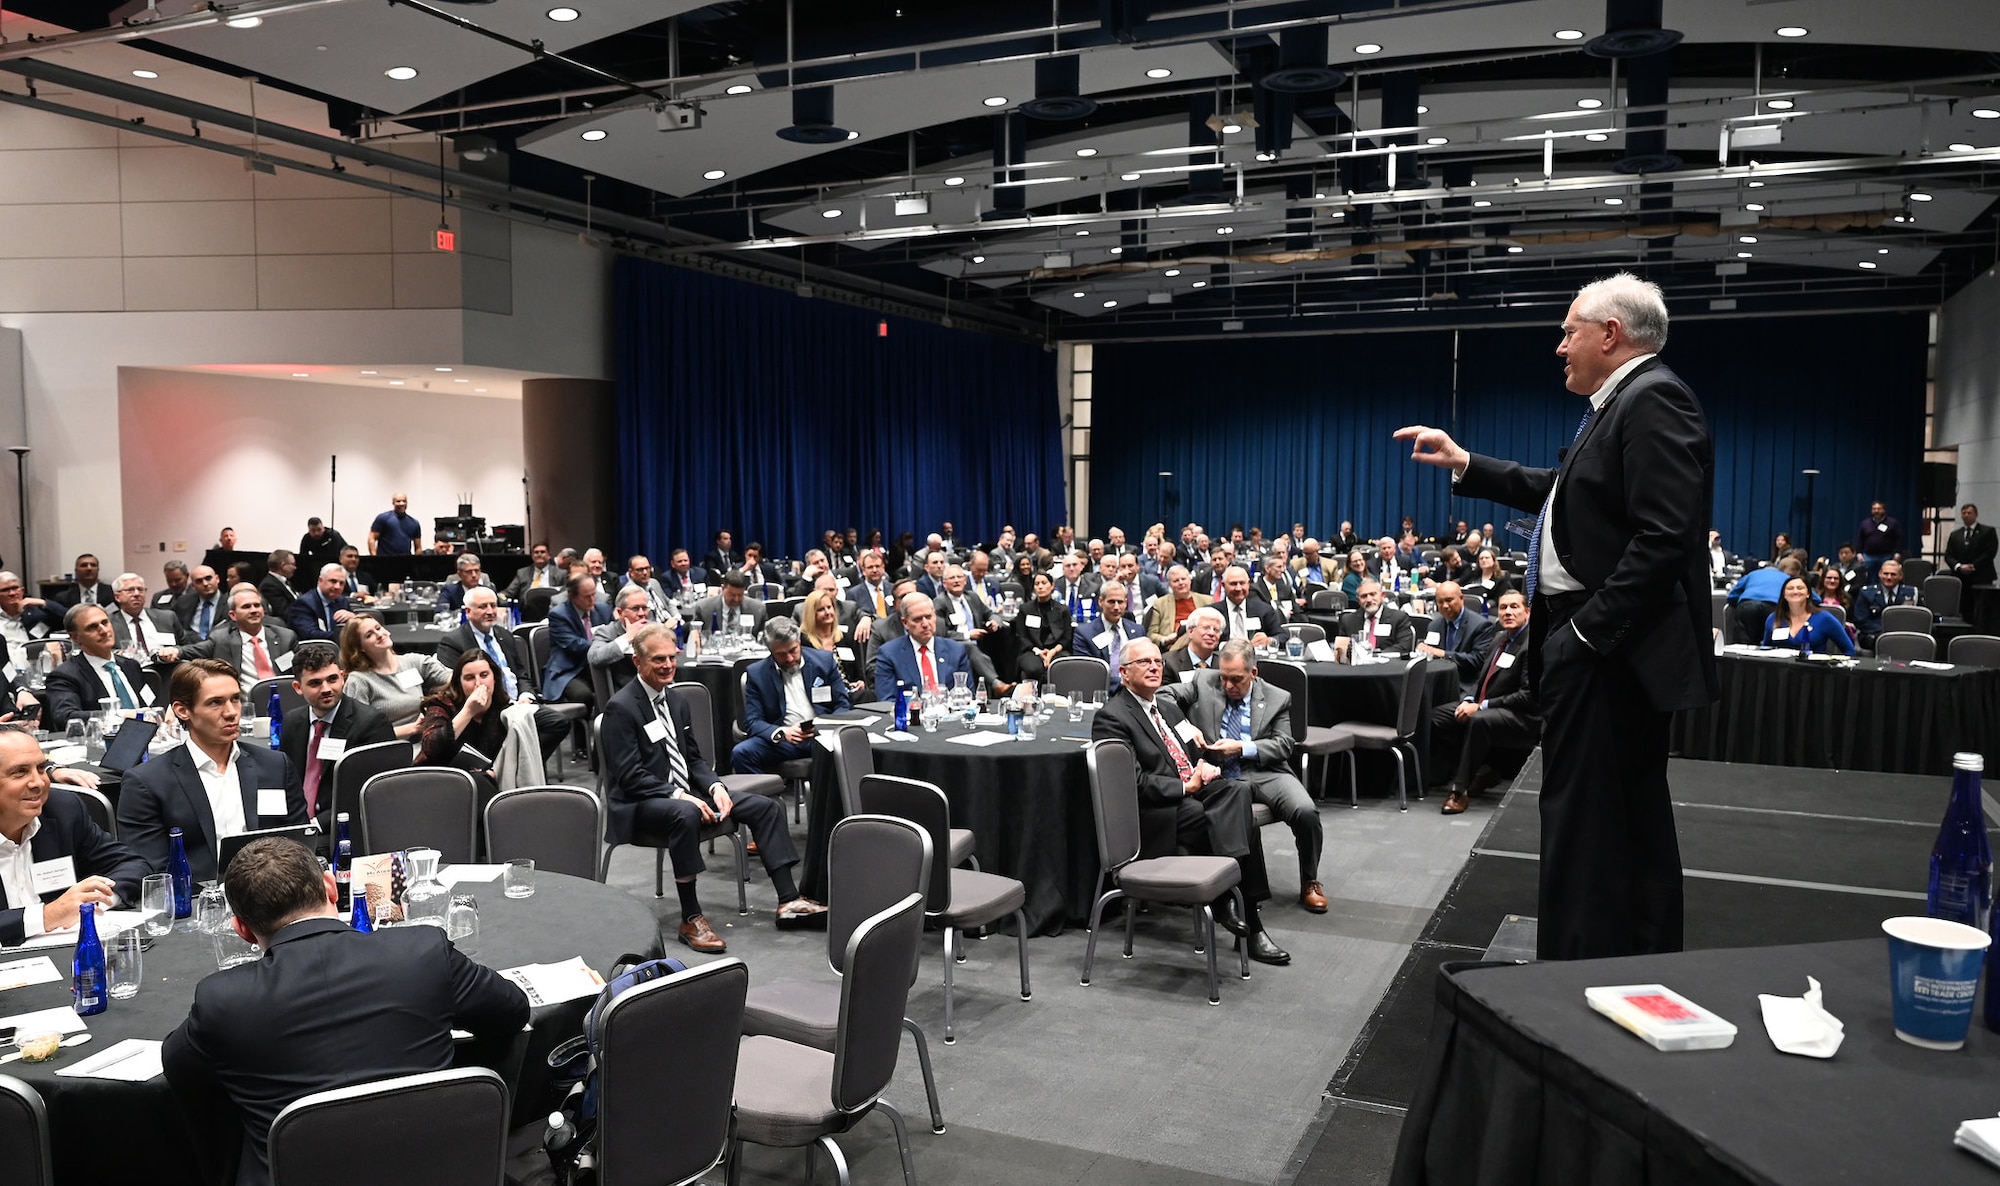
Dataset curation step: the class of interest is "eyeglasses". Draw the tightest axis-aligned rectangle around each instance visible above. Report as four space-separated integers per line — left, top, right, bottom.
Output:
1125 657 1163 668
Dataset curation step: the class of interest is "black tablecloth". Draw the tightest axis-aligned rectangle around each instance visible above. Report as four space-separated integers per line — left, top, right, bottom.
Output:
385 622 447 654
1392 938 2000 1186
676 656 760 775
1671 654 2000 774
2 871 660 1183
1303 658 1462 787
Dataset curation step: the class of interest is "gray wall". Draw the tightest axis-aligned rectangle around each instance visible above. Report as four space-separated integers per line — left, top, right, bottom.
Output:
1937 266 2000 517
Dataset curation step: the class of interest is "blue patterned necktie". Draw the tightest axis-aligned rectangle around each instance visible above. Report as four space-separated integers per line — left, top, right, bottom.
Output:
1221 699 1246 780
1524 403 1599 603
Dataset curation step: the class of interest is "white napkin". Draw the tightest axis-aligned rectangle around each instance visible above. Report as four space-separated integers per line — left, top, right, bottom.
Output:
1757 975 1844 1058
1955 1116 2000 1169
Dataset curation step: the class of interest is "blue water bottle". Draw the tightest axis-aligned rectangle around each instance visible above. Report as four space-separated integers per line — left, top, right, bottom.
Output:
72 903 107 1016
1928 753 1990 929
350 887 372 933
510 601 522 626
267 687 283 749
168 826 193 918
893 681 909 732
334 813 354 914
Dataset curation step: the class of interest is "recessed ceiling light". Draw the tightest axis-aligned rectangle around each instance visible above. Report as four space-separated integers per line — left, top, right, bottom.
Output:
579 129 606 141
1416 105 1429 115
1745 202 1765 211
388 380 406 386
821 209 841 218
1577 98 1603 109
1217 226 1234 234
944 176 965 186
1075 148 1097 157
1950 143 1977 153
983 96 1008 108
1075 229 1090 236
1910 191 1934 201
1109 246 1123 254
1220 122 1242 134
1603 197 1624 205
1164 268 1182 276
1191 280 1207 287
1506 245 1524 253
1878 247 1890 254
1425 136 1448 146
1585 132 1609 142
1775 26 1808 37
1859 260 1878 269
1739 235 1758 244
290 372 309 378
546 6 579 20
726 84 753 95
1354 43 1383 55
1121 172 1140 181
1102 300 1118 308
132 69 159 79
384 66 419 81
1976 108 2000 120
435 367 452 372
1146 67 1172 79
224 15 261 27
453 378 468 383
360 370 378 375
845 130 859 140
1073 291 1086 298
1737 251 1753 258
474 388 488 393
1554 29 1585 40
1765 99 1794 110
1473 199 1492 207
703 169 726 180
1747 180 1765 188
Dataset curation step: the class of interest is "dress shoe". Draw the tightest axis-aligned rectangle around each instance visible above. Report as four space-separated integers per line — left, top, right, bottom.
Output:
775 898 829 929
678 914 726 953
1213 896 1249 938
1246 930 1291 966
1441 788 1470 815
1300 882 1328 914
745 839 759 855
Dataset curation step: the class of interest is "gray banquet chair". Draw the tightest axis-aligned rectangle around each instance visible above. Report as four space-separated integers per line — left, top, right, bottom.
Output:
597 958 749 1186
1948 634 2000 668
0 1076 53 1186
358 767 478 864
1922 574 1965 620
825 724 975 869
1255 659 1358 805
483 783 603 881
268 1067 507 1186
591 714 748 912
1048 654 1110 700
1873 631 1936 662
1880 604 1934 636
327 739 414 831
1323 656 1432 810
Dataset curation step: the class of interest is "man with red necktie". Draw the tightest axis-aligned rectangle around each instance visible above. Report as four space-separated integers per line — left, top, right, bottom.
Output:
871 593 974 702
1426 590 1541 815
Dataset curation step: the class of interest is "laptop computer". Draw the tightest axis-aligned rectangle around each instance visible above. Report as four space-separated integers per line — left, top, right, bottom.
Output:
219 822 325 874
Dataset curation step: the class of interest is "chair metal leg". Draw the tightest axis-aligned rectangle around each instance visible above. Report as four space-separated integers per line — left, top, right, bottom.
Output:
733 832 749 915
1014 908 1032 1001
1232 887 1251 980
725 1138 742 1186
1201 904 1221 1005
1191 906 1206 955
1122 900 1135 958
1081 889 1119 985
815 1135 853 1186
877 1100 917 1186
1348 752 1359 808
1407 741 1424 800
1085 870 1106 932
598 842 617 883
1393 749 1407 812
941 926 957 1044
653 848 666 898
902 1017 945 1133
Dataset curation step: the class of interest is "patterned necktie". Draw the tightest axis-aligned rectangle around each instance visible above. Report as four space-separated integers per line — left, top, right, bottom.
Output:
651 694 690 795
251 633 274 679
129 615 148 654
1148 703 1194 781
1525 403 1599 603
480 632 518 698
1221 699 1246 780
304 719 328 816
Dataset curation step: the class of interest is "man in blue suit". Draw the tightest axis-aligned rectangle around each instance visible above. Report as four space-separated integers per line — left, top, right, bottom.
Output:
659 549 709 598
731 617 851 774
544 571 613 709
0 724 149 946
284 564 355 643
849 551 895 620
873 592 972 702
117 659 306 884
1070 581 1148 693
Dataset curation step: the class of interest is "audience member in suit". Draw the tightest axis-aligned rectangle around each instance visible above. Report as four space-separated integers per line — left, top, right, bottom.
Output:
180 584 301 695
154 560 192 610
1171 642 1325 914
587 583 656 699
1189 548 1235 599
914 550 949 600
0 571 60 655
987 526 1018 575
117 659 307 884
1254 554 1296 613
1429 591 1540 814
0 726 150 946
279 643 396 826
578 550 615 607
737 543 784 590
162 837 529 1186
615 555 678 621
284 565 357 643
928 567 1008 693
1290 539 1338 590
799 587 868 696
873 593 975 702
733 617 852 774
52 553 116 610
1849 559 1918 646
1119 553 1167 603
1162 607 1225 682
692 570 768 640
1049 553 1088 609
862 579 918 673
1946 503 1997 587
436 553 496 614
660 548 709 598
437 587 571 757
109 571 189 660
544 572 612 708
1419 582 1495 691
296 517 348 581
1013 570 1072 684
1336 580 1417 659
1090 636 1286 964
505 542 564 601
337 547 378 600
702 531 737 582
601 626 827 953
1144 565 1214 649
258 551 300 622
848 551 896 621
175 565 229 641
1212 566 1283 646
784 550 836 598
1080 554 1116 601
1069 581 1147 693
45 603 152 729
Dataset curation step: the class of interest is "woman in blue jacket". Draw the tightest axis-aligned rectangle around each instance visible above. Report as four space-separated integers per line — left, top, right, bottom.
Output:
1761 575 1855 656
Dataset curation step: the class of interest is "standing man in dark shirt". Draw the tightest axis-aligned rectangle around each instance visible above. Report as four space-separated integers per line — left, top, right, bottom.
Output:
296 517 347 579
1855 501 1903 585
1945 503 1996 587
368 493 421 556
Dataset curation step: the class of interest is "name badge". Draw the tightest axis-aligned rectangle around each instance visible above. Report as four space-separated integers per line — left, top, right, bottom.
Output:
643 718 669 744
1374 622 1394 637
29 623 48 639
1024 614 1042 628
395 667 423 689
836 646 856 662
275 652 294 673
1772 627 1791 640
1095 630 1115 651
257 788 287 817
1878 523 1888 531
316 736 347 761
940 612 955 626
1174 719 1202 744
811 685 833 705
1178 669 1196 684
1 662 14 681
1424 632 1441 646
30 856 76 895
1496 652 1517 669
140 685 157 706
835 577 850 589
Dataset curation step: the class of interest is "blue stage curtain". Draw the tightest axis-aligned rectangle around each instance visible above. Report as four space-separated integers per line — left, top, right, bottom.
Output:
1090 313 1926 563
616 258 1062 559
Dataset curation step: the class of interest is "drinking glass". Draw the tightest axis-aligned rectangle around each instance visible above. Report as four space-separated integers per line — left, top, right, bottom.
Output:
1019 709 1038 742
504 858 536 899
108 931 143 1000
1067 699 1084 725
1091 691 1107 713
140 873 174 939
63 720 87 749
447 894 480 946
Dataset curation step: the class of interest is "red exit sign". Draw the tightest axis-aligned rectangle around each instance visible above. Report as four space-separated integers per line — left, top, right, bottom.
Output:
435 228 457 252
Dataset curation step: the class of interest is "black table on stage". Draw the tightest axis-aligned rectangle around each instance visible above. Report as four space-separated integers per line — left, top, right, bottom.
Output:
1391 938 2000 1186
1671 652 2000 775
0 870 661 1184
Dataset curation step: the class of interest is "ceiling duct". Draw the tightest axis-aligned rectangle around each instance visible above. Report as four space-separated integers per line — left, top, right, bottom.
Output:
1615 53 1680 174
1585 0 1683 59
1021 56 1098 121
1264 27 1346 93
776 87 849 144
1253 84 1295 157
1380 72 1421 190
1161 94 1227 208
982 112 1028 222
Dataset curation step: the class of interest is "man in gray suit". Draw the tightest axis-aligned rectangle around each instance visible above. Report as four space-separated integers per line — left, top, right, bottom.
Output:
109 572 190 661
691 571 767 639
180 584 300 693
1171 639 1326 914
586 583 653 697
617 555 677 622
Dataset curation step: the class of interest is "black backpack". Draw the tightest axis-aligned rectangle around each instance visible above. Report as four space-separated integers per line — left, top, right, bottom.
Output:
538 953 688 1185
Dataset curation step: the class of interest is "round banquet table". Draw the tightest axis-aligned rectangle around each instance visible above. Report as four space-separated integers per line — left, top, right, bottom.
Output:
1 870 661 1184
384 622 447 654
676 652 765 775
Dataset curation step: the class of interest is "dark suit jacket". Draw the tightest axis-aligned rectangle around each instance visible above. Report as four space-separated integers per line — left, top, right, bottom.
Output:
278 698 397 825
872 634 973 702
109 606 191 651
1455 356 1717 713
162 917 529 1186
1212 596 1284 641
600 677 719 844
505 563 565 601
257 574 298 619
175 591 229 639
434 624 538 696
701 550 736 581
1162 643 1220 683
1468 626 1538 714
117 744 306 883
1071 617 1147 690
743 650 852 741
1945 524 1998 586
52 581 116 610
180 622 301 689
691 595 767 636
544 600 612 699
44 652 150 729
931 592 991 641
284 591 351 642
660 566 709 597
1338 605 1419 655
1089 689 1203 858
848 580 896 619
437 577 496 614
0 789 150 946
1425 608 1496 687
1172 670 1296 773
1014 598 1072 657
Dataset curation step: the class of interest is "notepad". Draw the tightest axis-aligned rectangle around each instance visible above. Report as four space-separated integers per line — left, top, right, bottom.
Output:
946 731 1016 748
0 957 62 991
56 1038 162 1082
498 956 606 1007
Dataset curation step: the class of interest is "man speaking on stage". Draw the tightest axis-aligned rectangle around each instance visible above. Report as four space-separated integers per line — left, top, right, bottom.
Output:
1394 272 1716 960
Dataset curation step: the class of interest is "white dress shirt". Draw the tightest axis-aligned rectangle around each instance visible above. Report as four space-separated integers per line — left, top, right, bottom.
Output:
187 737 247 850
1533 352 1656 597
0 610 40 653
778 664 814 730
0 817 46 937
